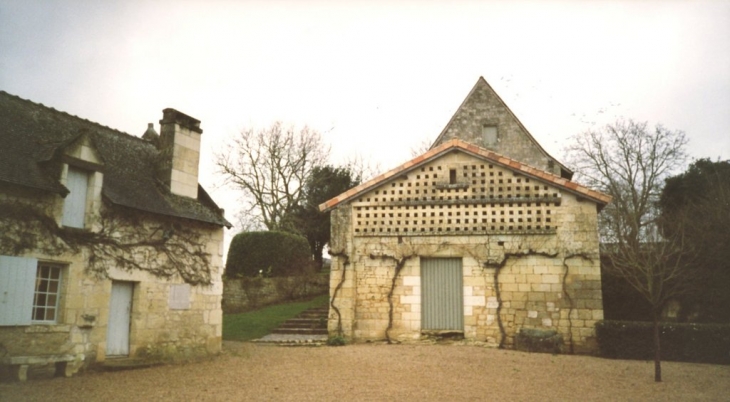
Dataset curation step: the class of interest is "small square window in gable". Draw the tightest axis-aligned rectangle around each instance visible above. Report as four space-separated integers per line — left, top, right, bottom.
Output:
482 125 498 145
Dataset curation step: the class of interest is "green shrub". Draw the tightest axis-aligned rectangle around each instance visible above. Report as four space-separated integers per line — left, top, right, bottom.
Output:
596 320 730 365
327 335 346 346
225 231 313 278
515 328 563 354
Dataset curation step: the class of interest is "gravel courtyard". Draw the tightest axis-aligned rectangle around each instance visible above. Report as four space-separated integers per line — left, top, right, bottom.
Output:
2 341 729 401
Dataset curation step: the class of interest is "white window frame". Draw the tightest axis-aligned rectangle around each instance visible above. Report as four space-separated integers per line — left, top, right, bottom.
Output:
0 256 64 326
32 262 64 323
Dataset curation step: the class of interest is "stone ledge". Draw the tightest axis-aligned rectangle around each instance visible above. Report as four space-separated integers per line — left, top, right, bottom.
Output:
1 354 84 382
24 325 71 333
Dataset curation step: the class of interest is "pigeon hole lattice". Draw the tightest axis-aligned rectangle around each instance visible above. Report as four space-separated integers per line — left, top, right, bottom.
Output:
352 158 561 236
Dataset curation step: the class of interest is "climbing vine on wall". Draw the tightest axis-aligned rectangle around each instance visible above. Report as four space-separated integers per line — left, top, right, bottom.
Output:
326 203 601 350
328 249 350 337
0 199 214 285
560 253 594 354
368 252 416 344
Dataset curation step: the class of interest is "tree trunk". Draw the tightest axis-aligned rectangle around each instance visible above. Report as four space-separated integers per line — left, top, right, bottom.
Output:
314 244 324 269
653 311 662 382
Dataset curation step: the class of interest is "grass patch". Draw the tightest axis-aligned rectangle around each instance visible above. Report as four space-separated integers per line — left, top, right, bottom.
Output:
223 294 329 341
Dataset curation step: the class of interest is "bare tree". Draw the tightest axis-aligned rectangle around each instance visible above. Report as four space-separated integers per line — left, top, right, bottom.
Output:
409 137 433 158
217 122 329 231
343 153 382 183
566 118 693 382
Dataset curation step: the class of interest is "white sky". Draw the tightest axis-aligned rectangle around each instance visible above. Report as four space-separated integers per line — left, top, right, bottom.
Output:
2 0 729 237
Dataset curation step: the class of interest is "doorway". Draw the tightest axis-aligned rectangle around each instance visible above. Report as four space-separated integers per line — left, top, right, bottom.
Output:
106 281 133 356
421 258 463 331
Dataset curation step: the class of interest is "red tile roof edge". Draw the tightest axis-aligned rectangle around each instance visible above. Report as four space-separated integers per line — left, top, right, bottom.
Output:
319 139 612 212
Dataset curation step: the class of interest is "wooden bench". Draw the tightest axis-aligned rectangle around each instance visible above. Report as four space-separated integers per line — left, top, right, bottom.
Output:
1 354 84 381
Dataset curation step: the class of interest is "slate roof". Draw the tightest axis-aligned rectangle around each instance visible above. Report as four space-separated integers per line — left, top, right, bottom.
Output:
0 90 231 228
319 139 611 212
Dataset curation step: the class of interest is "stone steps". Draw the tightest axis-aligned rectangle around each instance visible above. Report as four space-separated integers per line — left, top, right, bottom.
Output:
254 304 330 345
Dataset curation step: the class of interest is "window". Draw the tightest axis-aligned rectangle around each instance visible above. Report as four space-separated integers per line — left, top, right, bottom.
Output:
482 125 498 145
32 262 63 322
449 169 457 184
0 256 64 325
62 165 90 228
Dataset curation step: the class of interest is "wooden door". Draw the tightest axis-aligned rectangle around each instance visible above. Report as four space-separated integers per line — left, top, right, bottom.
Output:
106 281 133 356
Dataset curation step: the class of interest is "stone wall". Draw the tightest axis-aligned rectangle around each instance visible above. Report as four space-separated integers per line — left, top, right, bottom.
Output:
328 182 603 353
222 274 329 313
0 179 226 367
433 78 564 176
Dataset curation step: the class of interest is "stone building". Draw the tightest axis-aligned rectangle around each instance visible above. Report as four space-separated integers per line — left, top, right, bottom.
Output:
0 91 230 380
320 78 611 352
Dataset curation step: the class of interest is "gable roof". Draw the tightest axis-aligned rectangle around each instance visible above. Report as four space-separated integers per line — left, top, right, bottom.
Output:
320 139 610 212
430 77 573 179
0 90 231 228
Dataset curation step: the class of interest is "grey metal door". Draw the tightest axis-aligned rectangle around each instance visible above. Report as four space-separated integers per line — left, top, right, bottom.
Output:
421 258 463 330
107 281 133 356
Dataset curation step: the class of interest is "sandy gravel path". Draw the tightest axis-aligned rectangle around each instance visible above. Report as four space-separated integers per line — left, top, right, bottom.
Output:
2 341 728 401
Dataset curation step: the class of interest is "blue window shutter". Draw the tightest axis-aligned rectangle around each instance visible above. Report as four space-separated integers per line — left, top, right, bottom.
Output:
0 256 37 325
62 166 89 228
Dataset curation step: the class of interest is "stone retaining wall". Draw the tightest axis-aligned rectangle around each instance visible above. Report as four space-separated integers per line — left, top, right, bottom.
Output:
222 273 329 313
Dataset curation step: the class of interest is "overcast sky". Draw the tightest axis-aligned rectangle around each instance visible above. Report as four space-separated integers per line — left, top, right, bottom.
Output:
2 0 728 234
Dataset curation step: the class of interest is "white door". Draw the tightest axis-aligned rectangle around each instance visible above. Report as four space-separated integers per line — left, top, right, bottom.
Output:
106 281 133 356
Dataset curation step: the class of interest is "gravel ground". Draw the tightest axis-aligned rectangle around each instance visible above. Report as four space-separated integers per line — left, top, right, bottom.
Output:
1 341 729 401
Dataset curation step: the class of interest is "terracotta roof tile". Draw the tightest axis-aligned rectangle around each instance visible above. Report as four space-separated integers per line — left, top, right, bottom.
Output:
319 139 611 211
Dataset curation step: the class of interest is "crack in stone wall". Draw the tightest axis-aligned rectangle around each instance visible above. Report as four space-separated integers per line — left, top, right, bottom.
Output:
326 171 604 352
368 253 416 344
328 250 350 337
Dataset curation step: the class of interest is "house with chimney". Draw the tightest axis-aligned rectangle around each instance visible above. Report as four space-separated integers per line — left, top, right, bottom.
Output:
0 91 230 381
320 77 610 352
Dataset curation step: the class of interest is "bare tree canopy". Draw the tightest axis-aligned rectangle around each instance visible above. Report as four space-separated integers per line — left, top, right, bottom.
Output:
567 119 688 245
217 122 329 231
565 118 692 382
409 137 433 158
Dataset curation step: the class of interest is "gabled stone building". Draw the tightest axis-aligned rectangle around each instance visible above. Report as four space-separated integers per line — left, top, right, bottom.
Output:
320 78 610 352
0 91 230 380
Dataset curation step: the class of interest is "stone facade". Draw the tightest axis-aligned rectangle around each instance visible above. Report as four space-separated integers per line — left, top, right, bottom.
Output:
431 77 572 178
0 92 229 379
0 224 224 364
322 79 609 353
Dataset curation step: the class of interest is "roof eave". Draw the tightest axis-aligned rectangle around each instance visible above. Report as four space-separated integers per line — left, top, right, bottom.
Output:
320 139 610 212
103 194 231 228
0 177 69 196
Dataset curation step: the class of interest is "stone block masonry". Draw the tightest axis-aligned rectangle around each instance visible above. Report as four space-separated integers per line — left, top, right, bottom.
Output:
327 177 603 353
323 78 608 354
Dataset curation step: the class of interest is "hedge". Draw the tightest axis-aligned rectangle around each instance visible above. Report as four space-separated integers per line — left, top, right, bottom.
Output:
596 320 730 365
225 231 313 278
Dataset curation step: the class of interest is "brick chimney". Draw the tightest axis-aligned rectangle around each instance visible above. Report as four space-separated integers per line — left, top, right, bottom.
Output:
157 108 202 198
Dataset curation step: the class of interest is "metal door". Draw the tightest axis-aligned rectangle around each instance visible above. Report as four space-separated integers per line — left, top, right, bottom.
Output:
421 258 463 330
106 281 133 356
